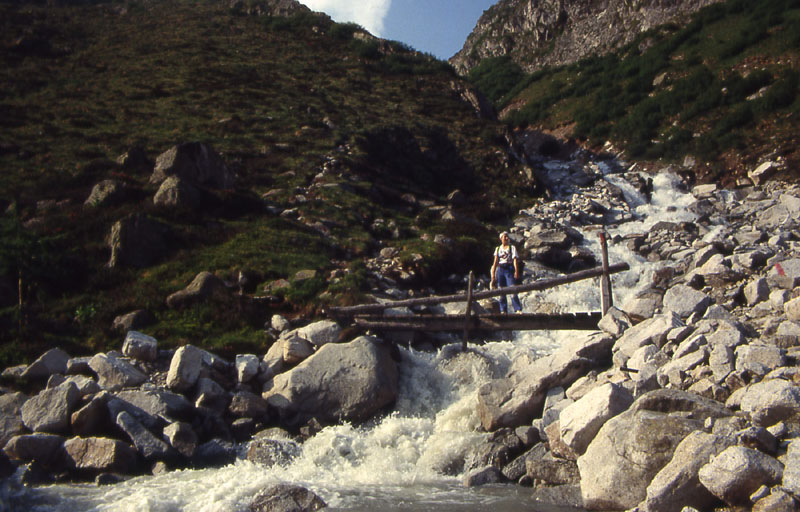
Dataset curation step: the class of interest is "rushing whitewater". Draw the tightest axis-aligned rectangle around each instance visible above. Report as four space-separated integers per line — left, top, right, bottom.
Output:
8 169 699 511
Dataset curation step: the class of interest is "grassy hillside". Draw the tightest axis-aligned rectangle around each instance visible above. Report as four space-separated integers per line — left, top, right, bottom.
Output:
468 0 800 184
0 0 536 366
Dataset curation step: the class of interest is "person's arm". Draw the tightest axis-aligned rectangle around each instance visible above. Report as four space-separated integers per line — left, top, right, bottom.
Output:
513 246 520 280
490 252 498 286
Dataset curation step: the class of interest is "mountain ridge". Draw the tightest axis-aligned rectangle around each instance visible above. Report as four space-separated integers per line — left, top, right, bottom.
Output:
450 0 724 74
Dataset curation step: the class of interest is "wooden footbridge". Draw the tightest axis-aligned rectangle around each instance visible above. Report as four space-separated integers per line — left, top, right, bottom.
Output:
328 234 629 348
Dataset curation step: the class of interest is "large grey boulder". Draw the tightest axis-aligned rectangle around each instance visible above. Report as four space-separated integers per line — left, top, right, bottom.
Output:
558 383 634 456
737 379 800 427
0 392 27 448
21 381 81 434
262 336 398 425
280 333 314 365
115 411 174 462
698 446 784 506
236 354 261 384
228 391 269 419
107 213 170 269
662 284 711 319
85 179 127 208
113 388 193 426
153 176 202 210
3 433 67 471
163 422 198 458
166 345 204 392
89 353 148 391
63 437 138 474
166 272 230 309
150 142 235 189
296 320 342 347
71 392 111 436
578 407 702 510
643 431 736 512
768 258 800 289
478 333 614 431
122 331 158 362
735 345 786 377
577 389 731 511
20 348 70 380
613 312 684 363
249 483 326 512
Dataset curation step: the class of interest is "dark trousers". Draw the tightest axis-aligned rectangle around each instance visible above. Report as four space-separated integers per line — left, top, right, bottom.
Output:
495 264 522 313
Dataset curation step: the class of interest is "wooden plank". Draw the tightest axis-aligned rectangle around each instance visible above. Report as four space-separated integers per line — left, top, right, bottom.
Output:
328 262 630 317
353 312 602 332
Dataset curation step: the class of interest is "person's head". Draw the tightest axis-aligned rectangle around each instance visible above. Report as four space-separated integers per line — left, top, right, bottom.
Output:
499 231 510 245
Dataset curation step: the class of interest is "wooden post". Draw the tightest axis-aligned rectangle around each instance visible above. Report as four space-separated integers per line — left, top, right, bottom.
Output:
463 271 474 352
599 231 612 315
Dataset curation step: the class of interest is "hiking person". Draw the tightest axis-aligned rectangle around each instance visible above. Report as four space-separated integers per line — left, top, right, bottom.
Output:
490 231 523 314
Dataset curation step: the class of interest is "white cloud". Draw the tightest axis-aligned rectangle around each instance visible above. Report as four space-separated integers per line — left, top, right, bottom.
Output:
297 0 391 37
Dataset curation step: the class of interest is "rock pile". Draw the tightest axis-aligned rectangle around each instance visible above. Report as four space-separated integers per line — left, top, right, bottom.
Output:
0 325 397 503
459 167 800 511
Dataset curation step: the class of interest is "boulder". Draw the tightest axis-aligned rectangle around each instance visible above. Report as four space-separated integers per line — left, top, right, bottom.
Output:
463 466 503 487
114 388 193 425
150 142 234 189
71 392 112 436
768 259 800 289
84 179 127 208
162 421 198 458
737 379 800 427
112 310 154 332
107 213 170 269
246 438 301 467
558 383 634 456
662 284 711 319
249 483 326 512
698 446 784 506
89 353 148 391
115 411 174 462
577 389 730 511
122 331 158 362
744 278 768 307
3 433 67 471
153 176 202 210
166 272 230 309
166 345 204 392
0 392 27 448
21 381 81 434
228 391 269 419
613 312 684 363
597 306 632 337
20 348 70 380
270 315 291 332
478 333 614 431
281 333 314 365
643 431 736 512
236 354 260 383
63 437 138 474
735 345 786 377
262 336 398 425
296 320 341 347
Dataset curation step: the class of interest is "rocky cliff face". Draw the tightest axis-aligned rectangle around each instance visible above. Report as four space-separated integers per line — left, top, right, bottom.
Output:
450 0 723 74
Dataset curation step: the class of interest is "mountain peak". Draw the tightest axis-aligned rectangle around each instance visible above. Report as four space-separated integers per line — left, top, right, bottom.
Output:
450 0 723 74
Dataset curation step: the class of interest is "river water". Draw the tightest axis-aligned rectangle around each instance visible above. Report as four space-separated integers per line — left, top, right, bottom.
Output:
6 169 700 511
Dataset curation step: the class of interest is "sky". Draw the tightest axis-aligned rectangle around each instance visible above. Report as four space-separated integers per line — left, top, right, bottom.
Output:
296 0 498 60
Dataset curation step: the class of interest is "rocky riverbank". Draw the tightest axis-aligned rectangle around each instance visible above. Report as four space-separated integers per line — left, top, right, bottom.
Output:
2 153 800 512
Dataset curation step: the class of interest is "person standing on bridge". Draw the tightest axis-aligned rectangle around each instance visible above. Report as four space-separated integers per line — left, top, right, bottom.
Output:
490 231 523 314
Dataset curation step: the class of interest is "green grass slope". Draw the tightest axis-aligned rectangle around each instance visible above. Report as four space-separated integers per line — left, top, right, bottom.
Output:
468 0 800 184
0 0 536 366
